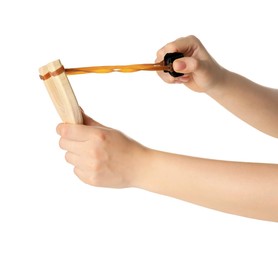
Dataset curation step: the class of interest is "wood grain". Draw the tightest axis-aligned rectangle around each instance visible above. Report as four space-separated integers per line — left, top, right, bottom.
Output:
39 60 83 124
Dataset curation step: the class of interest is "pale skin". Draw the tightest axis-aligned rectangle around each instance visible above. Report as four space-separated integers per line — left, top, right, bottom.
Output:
56 36 278 222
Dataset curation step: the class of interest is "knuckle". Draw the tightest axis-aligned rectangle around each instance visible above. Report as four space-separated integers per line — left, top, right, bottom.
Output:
157 42 178 59
187 35 198 42
59 125 69 137
167 76 176 84
73 167 81 177
74 167 91 185
89 171 102 186
188 35 196 40
88 129 106 142
93 161 104 174
88 177 102 187
86 150 109 176
165 42 177 52
190 35 202 46
156 48 165 58
73 166 103 187
59 138 65 149
165 75 176 84
88 158 103 173
87 148 97 160
96 129 107 142
65 152 71 163
157 72 175 84
87 144 101 160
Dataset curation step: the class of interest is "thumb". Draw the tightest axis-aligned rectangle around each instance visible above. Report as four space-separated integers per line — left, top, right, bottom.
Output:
80 108 104 127
173 57 201 74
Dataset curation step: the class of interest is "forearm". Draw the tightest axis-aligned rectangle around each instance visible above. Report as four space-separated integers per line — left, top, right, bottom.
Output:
134 149 278 222
207 70 278 137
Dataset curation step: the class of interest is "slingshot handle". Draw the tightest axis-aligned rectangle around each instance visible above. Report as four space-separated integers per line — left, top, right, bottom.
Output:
39 60 83 124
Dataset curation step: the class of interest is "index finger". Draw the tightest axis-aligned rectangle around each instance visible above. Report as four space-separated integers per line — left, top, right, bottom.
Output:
156 35 202 62
56 123 94 141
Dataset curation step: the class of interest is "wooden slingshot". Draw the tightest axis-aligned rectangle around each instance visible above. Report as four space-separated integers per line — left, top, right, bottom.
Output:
39 53 184 124
39 60 83 124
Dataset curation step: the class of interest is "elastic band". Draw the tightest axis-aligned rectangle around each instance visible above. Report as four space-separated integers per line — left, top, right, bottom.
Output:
39 72 51 80
39 52 184 80
39 66 65 80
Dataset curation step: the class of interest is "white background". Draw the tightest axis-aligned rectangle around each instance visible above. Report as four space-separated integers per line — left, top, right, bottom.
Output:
0 0 278 259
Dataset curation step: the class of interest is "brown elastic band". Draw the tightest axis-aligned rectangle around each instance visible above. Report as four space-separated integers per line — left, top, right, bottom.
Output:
64 61 169 75
39 72 51 80
51 66 65 76
39 66 65 80
40 61 170 80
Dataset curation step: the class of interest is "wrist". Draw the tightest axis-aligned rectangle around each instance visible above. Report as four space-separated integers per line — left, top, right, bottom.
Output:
129 148 171 193
205 68 232 97
127 145 154 189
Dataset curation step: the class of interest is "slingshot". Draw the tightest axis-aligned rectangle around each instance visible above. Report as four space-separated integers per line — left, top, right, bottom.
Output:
39 52 184 124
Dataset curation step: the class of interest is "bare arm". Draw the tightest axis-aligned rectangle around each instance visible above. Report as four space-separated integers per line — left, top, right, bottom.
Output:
157 35 278 137
136 149 278 222
207 71 278 137
57 115 278 222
